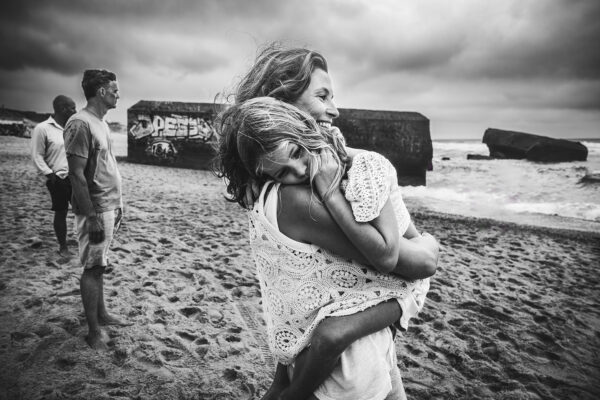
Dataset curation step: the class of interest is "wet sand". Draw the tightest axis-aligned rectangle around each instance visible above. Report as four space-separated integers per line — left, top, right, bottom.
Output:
1 134 599 399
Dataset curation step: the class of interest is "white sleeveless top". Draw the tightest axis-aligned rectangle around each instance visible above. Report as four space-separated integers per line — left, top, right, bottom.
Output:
248 152 429 364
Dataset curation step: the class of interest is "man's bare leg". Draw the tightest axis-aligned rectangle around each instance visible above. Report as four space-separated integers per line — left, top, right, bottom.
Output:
97 273 132 326
81 266 107 350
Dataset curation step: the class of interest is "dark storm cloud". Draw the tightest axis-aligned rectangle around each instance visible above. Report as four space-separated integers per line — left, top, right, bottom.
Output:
325 0 600 81
0 0 245 75
458 0 600 81
0 0 598 137
2 0 598 80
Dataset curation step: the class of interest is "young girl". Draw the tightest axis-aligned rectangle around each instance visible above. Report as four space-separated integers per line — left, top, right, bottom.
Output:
214 97 438 399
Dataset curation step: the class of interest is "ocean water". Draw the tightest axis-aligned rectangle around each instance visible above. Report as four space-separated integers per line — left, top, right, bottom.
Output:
401 139 600 232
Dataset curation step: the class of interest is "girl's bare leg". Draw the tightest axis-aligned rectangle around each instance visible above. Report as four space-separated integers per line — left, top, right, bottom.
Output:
261 363 289 400
279 299 402 400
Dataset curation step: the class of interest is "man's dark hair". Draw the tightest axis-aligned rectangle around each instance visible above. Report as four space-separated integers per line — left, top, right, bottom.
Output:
52 95 71 113
82 69 117 100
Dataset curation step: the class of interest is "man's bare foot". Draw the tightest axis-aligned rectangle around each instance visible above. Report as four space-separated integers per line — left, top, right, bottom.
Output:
86 331 108 351
58 246 71 257
99 314 133 326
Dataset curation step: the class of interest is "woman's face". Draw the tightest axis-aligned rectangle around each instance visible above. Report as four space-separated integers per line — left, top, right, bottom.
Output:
292 68 339 129
259 141 312 185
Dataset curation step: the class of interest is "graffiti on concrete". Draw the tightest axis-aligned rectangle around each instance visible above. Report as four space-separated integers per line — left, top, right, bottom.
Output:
129 112 215 164
145 139 178 163
129 113 215 142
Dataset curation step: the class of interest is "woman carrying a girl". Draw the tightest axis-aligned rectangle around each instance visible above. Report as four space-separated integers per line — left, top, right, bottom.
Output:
214 44 440 400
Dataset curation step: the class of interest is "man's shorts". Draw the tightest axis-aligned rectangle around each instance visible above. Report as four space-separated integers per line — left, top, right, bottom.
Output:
46 176 71 211
75 208 122 272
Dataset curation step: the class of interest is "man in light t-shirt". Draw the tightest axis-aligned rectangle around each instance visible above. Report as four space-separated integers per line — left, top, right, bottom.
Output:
31 95 76 256
64 69 131 350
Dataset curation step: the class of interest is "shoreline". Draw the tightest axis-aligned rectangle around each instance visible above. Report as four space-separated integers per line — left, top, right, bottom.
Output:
115 131 600 235
1 135 599 399
408 206 600 240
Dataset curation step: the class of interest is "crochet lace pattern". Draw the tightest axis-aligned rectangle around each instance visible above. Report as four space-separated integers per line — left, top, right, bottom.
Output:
342 151 411 233
249 152 426 364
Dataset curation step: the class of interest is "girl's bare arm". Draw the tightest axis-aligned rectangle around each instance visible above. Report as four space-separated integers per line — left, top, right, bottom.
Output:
278 185 437 279
311 150 401 273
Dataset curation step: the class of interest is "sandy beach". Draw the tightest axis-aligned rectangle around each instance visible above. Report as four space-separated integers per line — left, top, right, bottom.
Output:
1 134 599 400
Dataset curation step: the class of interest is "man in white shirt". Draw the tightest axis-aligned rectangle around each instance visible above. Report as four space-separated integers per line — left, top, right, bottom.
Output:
31 95 77 256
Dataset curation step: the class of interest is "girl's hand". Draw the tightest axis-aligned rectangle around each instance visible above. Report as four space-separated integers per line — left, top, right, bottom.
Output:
330 126 346 146
314 149 342 200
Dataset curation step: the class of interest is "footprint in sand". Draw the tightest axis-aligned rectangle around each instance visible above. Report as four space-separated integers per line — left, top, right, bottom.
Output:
447 318 464 327
481 341 500 361
228 326 242 334
223 367 241 381
178 306 201 318
158 237 172 245
33 324 54 338
112 347 128 366
112 246 132 254
133 237 156 245
23 297 43 309
195 345 209 358
54 357 77 371
427 291 442 302
176 331 197 342
160 349 183 362
225 335 241 343
48 316 81 336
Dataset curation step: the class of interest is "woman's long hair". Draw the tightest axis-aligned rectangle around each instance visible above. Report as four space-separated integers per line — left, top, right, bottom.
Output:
235 42 328 104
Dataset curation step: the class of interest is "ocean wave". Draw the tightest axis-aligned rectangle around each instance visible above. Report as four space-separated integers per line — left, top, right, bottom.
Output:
401 186 503 203
581 141 600 154
402 185 600 222
504 202 600 222
433 142 488 159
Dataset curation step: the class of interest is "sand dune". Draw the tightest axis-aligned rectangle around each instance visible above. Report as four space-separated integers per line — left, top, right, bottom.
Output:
1 135 599 399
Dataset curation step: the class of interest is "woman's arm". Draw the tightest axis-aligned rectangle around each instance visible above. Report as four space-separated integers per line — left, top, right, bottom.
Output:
278 300 402 400
278 184 437 279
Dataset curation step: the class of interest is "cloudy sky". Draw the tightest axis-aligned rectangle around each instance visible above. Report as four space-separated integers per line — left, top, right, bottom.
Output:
1 0 598 139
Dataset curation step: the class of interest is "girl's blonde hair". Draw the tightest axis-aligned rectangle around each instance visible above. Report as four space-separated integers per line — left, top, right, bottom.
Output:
213 97 348 207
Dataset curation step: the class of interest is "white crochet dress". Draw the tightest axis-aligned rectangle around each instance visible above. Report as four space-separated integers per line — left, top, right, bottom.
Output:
249 151 430 364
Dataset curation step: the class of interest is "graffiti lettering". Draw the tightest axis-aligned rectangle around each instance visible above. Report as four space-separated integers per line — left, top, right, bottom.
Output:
152 114 214 141
129 113 215 142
